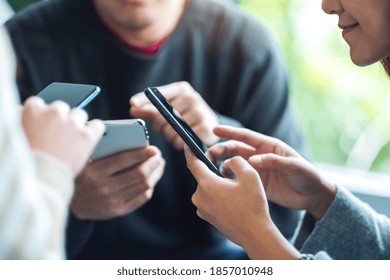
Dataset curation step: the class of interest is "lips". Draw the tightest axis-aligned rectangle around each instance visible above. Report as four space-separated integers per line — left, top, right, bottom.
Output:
339 23 359 36
118 0 142 5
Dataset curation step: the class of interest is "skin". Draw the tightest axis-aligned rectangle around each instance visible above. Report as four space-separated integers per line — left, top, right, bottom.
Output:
206 126 337 221
21 97 104 176
71 0 216 220
130 82 220 150
185 147 302 260
71 147 165 220
93 0 188 47
185 126 335 259
184 0 390 259
322 0 390 66
71 0 195 219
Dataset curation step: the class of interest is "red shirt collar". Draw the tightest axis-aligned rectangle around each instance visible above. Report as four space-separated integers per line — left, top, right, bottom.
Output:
92 2 167 55
127 38 167 55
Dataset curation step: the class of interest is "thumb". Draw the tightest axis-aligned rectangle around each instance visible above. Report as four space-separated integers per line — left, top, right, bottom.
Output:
223 156 259 182
184 145 216 180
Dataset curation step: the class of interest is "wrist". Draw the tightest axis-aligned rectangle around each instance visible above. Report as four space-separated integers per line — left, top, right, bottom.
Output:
241 217 301 260
308 179 337 220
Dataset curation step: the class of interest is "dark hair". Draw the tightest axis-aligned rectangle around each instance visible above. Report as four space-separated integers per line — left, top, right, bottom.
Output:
381 57 390 77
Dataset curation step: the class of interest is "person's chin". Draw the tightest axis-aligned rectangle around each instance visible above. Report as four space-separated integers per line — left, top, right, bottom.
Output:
350 50 378 67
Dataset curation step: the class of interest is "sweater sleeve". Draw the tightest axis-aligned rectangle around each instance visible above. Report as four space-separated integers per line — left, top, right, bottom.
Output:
0 105 74 259
293 186 390 259
0 27 74 259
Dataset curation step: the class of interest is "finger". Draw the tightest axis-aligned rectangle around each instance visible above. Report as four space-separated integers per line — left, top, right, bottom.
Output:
93 146 159 176
116 177 154 200
130 103 159 119
214 125 299 157
172 136 185 150
23 96 46 109
69 108 89 124
21 97 46 123
141 156 165 189
169 93 200 118
184 145 216 182
122 188 155 214
130 82 190 108
155 82 187 101
128 187 154 207
213 125 269 147
180 109 201 127
222 156 259 181
86 119 105 142
112 151 164 192
129 92 150 107
219 163 235 179
159 122 186 150
249 153 295 172
160 122 179 142
49 100 71 115
121 156 165 199
181 109 220 147
207 140 257 159
150 113 168 133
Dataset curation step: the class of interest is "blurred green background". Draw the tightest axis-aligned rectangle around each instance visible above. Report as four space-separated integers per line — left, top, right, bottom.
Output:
7 0 390 173
7 0 39 12
239 0 390 173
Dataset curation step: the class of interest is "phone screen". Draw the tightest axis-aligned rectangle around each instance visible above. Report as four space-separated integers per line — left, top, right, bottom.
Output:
37 82 100 108
144 87 222 176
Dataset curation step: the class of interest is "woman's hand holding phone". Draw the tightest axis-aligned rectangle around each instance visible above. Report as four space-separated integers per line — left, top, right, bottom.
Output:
206 125 337 220
22 96 104 175
184 126 336 259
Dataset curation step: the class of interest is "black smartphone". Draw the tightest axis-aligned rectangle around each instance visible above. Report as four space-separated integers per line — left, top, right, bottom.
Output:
144 87 222 176
37 82 100 109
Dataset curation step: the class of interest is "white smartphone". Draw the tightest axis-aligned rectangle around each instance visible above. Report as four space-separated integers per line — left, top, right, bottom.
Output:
37 82 100 108
92 119 149 160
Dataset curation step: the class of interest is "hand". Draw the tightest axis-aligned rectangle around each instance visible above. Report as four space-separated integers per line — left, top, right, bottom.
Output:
185 146 300 260
21 96 104 175
130 81 219 149
185 146 268 245
208 125 336 220
71 146 165 220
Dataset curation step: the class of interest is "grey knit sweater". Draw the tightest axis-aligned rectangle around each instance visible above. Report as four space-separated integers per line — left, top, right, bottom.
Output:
294 186 390 260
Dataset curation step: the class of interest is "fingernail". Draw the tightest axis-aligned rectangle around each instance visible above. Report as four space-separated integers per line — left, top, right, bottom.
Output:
131 96 141 107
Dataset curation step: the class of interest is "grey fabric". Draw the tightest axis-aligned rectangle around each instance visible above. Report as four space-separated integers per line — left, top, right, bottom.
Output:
294 186 390 260
313 251 332 260
6 0 308 259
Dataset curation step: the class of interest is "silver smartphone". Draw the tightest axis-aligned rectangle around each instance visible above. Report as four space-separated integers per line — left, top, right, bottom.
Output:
37 82 100 108
92 119 149 160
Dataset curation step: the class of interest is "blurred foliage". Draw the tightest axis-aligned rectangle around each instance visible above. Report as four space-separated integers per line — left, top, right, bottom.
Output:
239 0 390 173
7 0 40 11
7 0 390 172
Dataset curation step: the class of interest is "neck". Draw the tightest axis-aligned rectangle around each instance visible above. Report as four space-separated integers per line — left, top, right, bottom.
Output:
94 1 188 47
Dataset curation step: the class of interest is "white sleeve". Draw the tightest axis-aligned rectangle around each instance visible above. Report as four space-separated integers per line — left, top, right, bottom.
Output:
0 27 74 259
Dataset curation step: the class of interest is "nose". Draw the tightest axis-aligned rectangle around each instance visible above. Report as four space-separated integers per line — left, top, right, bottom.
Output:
322 0 343 15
